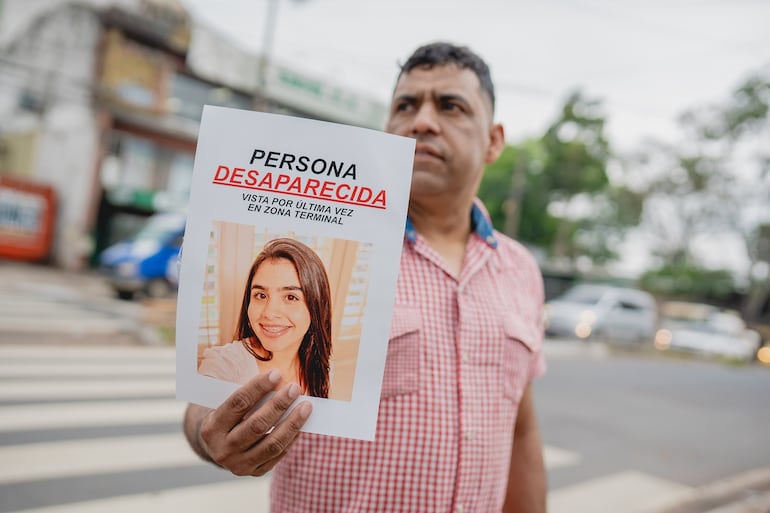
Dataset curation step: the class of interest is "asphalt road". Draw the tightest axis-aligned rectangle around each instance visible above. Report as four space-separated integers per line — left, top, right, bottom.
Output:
537 349 770 490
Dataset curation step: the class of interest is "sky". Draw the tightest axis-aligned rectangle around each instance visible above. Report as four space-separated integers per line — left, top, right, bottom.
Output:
182 0 770 152
180 0 770 277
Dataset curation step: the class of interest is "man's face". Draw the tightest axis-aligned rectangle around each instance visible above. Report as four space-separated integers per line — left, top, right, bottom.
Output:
385 64 503 205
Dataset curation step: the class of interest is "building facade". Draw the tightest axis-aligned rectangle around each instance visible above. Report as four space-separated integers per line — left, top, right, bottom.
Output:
0 0 387 268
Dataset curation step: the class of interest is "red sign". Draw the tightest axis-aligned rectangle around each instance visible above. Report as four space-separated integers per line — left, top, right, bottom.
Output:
0 176 57 261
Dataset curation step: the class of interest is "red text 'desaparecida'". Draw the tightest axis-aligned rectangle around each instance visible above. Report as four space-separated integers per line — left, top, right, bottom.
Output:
211 150 387 209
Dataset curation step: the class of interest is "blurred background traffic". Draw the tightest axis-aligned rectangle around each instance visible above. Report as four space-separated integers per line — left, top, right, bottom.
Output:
0 1 769 512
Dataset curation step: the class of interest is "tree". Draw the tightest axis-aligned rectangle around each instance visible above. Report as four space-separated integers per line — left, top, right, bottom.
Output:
745 223 770 320
480 90 643 270
634 66 770 316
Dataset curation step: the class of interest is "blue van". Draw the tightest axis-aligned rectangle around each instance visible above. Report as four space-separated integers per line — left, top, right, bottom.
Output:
99 211 186 299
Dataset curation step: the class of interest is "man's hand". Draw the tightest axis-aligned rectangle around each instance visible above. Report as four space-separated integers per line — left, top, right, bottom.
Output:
183 369 312 476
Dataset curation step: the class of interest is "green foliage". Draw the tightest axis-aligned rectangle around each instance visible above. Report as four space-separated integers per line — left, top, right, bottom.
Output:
478 145 517 231
478 65 769 314
713 74 769 139
540 91 610 196
479 90 642 267
480 141 561 248
638 67 769 315
640 263 736 301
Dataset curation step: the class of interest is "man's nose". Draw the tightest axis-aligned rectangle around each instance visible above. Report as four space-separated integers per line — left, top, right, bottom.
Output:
411 103 440 135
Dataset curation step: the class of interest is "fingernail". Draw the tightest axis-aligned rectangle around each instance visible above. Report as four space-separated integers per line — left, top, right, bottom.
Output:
287 383 300 399
298 402 312 419
268 369 281 383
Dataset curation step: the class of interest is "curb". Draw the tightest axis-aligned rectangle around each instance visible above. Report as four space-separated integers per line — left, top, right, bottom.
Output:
543 339 609 359
706 490 770 513
653 467 770 513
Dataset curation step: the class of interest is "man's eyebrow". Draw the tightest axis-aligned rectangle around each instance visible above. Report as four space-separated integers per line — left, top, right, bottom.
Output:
393 94 417 103
393 92 473 107
436 93 470 105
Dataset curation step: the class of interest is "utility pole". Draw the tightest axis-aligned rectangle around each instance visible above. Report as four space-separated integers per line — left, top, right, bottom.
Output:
254 0 280 112
503 152 527 239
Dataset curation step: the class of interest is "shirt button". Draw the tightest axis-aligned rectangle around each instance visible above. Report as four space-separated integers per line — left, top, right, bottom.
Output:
464 432 474 441
486 235 496 245
461 353 469 363
456 505 465 513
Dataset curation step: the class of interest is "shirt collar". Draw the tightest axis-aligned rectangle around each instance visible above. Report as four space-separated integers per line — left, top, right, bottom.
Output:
405 201 498 248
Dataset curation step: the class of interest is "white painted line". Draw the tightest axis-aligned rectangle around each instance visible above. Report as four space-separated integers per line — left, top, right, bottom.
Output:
0 296 88 305
711 490 770 513
0 318 128 334
0 379 175 400
695 466 770 500
0 363 175 377
650 466 770 513
548 470 694 513
0 399 186 432
0 304 92 315
0 433 200 484
0 476 269 513
0 345 175 360
543 339 609 359
543 445 581 468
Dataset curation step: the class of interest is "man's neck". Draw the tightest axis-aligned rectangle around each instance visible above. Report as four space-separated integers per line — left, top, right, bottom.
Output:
408 199 474 278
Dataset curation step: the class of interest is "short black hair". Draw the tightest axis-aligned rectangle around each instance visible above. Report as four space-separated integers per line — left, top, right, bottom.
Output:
398 41 496 113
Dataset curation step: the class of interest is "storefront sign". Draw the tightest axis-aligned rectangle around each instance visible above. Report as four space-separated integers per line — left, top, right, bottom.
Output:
0 176 57 261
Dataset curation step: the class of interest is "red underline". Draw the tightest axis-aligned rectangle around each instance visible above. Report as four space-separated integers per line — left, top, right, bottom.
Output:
211 181 387 210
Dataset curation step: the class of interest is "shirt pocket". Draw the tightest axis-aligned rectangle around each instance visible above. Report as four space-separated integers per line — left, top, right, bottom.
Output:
502 316 538 403
381 304 422 398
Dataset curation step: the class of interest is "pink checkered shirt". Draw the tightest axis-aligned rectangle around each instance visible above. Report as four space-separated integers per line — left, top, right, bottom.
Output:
271 203 546 513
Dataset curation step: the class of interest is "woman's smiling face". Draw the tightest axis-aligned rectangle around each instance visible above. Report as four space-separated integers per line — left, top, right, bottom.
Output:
248 258 311 357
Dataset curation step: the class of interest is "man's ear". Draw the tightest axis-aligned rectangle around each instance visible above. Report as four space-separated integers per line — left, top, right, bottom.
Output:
485 123 505 163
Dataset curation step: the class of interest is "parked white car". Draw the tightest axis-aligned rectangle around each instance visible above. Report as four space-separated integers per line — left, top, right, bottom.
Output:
545 284 658 343
653 302 761 362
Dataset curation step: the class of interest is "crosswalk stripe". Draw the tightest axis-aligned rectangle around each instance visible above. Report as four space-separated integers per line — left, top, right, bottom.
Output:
0 399 186 432
548 470 694 513
0 297 94 307
0 318 130 334
0 304 99 315
0 433 199 484
0 379 175 400
0 344 679 513
0 345 175 360
1 478 270 513
543 445 581 468
0 363 175 377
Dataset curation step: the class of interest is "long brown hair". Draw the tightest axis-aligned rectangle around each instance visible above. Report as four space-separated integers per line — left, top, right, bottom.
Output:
234 238 332 398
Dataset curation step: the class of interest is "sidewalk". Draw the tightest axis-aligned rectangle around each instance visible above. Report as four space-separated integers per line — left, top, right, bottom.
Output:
0 259 176 346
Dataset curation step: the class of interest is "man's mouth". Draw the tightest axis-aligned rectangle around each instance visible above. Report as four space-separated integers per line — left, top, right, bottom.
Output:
414 143 442 159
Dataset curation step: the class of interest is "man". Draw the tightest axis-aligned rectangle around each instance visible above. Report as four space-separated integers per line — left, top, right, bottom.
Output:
184 41 547 513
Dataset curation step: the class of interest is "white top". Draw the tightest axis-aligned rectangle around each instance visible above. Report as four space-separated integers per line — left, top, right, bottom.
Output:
198 341 259 385
199 340 334 392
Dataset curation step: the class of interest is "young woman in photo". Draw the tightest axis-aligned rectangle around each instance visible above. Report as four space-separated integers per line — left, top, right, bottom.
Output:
199 238 332 398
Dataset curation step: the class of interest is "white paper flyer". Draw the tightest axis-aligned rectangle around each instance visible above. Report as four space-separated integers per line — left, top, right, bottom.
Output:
176 106 415 441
